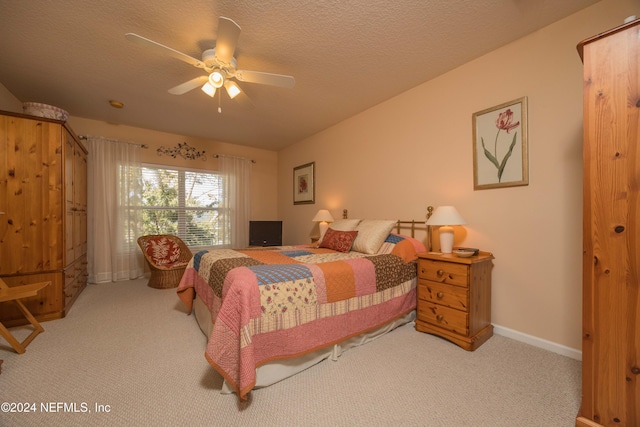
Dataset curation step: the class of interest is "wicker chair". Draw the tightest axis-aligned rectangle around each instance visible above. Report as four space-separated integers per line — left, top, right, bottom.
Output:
137 234 193 289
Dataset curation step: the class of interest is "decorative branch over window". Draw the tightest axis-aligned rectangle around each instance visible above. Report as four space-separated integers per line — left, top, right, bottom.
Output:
157 142 207 161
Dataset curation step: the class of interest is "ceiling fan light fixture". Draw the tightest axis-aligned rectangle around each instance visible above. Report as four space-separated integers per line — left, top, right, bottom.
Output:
209 70 224 88
224 80 241 99
125 17 295 108
201 82 216 97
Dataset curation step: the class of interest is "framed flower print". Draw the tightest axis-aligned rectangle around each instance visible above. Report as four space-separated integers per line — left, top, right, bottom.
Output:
293 162 315 204
473 97 528 190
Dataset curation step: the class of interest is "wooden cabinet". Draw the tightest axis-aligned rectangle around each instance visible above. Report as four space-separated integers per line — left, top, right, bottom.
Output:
0 110 88 326
576 19 640 427
415 251 493 351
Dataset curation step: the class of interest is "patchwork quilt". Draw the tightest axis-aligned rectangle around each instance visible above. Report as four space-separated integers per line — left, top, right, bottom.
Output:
177 234 425 400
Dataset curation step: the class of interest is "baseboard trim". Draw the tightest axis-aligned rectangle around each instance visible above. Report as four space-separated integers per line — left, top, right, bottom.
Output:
493 324 582 361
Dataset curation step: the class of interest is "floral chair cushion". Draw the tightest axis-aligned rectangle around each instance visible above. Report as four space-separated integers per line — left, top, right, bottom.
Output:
144 236 186 268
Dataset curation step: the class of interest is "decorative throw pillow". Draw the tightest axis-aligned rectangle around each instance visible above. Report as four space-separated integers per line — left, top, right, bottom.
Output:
351 219 397 254
317 219 361 245
319 228 359 252
145 237 181 266
377 233 426 253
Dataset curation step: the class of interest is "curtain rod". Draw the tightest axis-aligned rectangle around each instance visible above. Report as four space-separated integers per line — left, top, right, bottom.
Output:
214 154 256 164
78 135 149 149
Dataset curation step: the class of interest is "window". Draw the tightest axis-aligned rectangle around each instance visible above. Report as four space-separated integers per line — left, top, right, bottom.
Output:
139 164 227 247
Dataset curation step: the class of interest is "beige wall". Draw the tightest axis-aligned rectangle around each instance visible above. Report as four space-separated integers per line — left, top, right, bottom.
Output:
67 117 279 221
278 0 638 353
0 82 22 113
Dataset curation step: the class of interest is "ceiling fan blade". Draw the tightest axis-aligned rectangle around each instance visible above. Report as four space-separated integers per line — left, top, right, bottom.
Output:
234 70 296 88
215 17 241 65
168 76 209 95
233 90 254 108
125 33 205 69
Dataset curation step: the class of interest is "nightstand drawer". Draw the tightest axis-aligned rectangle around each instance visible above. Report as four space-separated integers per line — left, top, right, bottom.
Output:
417 300 468 335
418 260 469 287
417 280 468 311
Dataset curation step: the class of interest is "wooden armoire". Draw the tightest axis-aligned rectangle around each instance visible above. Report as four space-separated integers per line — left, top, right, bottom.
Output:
0 110 88 326
577 19 640 427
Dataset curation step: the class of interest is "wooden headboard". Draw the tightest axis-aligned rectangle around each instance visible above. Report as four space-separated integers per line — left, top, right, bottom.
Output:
342 206 435 251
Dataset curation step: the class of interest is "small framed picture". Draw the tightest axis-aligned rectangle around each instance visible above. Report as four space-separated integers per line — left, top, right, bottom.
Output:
473 97 528 190
293 162 315 205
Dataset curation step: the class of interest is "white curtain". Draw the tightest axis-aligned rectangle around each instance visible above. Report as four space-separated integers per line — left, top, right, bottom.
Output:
219 155 252 248
86 136 144 283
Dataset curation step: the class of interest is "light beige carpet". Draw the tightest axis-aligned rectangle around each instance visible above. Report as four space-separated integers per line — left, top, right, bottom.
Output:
0 278 581 426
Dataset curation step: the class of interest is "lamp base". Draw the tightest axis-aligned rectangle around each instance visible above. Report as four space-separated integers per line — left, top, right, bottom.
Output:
319 221 329 241
439 225 454 254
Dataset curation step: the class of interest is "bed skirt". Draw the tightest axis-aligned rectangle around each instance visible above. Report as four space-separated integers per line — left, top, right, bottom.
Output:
193 293 416 394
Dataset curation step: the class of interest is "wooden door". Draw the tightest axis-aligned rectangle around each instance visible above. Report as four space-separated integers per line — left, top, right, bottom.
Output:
578 20 640 427
0 115 64 275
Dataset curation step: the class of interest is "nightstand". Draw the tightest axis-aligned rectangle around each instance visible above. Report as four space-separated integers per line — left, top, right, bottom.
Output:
415 251 494 351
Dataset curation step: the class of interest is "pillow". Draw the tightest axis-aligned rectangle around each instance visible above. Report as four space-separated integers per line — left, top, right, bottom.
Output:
145 236 181 266
328 219 361 231
351 219 397 254
376 234 427 263
319 228 358 252
317 219 361 245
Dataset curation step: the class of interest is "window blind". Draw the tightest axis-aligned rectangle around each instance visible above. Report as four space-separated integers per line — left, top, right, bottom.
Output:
139 164 226 247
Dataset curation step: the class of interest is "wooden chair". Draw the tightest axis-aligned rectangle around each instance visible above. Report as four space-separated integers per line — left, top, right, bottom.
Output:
0 278 51 354
137 235 193 289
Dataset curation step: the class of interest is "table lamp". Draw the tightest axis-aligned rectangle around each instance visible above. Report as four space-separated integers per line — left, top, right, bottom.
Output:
425 206 466 253
312 209 334 240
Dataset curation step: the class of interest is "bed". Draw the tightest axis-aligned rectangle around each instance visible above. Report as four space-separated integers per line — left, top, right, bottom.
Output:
176 214 431 400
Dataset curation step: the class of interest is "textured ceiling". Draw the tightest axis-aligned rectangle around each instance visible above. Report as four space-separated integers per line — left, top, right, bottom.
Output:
0 0 599 151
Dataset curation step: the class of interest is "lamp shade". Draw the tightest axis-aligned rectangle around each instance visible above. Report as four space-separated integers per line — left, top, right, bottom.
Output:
209 70 224 88
201 82 216 97
426 206 466 254
312 210 334 242
224 80 241 99
312 209 334 223
425 206 466 226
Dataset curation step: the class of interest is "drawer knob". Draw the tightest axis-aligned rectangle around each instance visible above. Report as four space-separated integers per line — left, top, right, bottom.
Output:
436 292 444 299
437 269 444 277
436 314 444 322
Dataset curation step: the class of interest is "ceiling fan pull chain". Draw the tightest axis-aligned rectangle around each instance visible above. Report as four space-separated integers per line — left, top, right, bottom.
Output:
218 89 222 114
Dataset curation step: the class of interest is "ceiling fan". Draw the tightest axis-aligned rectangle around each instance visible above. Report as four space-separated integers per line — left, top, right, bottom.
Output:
125 16 295 111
